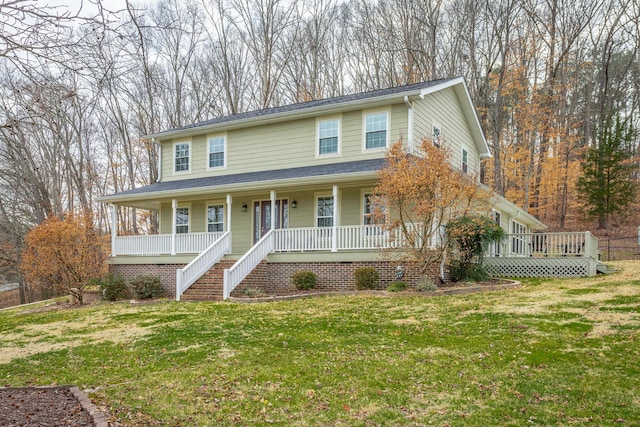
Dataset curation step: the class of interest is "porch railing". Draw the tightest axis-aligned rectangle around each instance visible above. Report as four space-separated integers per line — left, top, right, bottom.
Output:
175 231 232 301
113 232 225 256
223 229 274 300
489 232 598 259
273 223 432 252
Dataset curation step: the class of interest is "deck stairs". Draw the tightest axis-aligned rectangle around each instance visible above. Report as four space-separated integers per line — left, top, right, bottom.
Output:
180 260 236 301
596 262 617 275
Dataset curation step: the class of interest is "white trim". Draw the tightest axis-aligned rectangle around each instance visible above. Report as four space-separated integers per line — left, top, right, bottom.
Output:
173 140 192 175
315 115 342 158
362 109 390 152
206 133 227 171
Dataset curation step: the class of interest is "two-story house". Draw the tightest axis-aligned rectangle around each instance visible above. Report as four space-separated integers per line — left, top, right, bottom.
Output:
99 77 601 301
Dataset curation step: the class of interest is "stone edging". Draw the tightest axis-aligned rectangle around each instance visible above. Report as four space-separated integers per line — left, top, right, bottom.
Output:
229 280 521 303
70 386 109 427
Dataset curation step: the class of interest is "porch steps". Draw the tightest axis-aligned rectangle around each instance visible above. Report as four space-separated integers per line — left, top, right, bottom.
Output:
596 262 617 275
180 260 236 301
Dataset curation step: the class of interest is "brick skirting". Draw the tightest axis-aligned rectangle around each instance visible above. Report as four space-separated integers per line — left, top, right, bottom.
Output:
109 264 185 298
110 260 440 300
232 260 439 296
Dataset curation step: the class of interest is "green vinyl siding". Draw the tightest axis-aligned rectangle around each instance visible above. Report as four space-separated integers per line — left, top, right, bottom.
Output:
413 87 480 175
159 105 408 182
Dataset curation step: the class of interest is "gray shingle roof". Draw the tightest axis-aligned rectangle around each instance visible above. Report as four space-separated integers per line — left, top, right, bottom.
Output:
149 78 457 137
102 158 385 199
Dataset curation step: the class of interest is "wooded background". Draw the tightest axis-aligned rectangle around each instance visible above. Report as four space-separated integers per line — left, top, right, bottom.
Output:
1 0 639 282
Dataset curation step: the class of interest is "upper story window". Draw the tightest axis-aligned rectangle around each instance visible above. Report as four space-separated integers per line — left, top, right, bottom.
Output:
316 196 334 227
207 204 224 232
462 148 468 173
208 136 226 169
318 119 339 156
364 111 388 150
174 142 190 173
176 207 189 234
432 124 442 148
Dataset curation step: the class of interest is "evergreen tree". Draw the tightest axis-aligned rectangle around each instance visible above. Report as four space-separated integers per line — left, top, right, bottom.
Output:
576 116 637 230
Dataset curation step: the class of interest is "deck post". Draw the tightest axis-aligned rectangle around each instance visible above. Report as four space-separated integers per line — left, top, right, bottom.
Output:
171 199 177 255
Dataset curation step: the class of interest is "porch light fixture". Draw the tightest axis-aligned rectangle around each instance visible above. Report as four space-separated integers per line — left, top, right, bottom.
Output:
242 204 247 212
291 200 297 208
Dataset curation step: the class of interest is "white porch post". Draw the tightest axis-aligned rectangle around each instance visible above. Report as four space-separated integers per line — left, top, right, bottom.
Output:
171 199 177 255
110 204 117 256
270 190 276 230
226 194 232 253
332 185 338 252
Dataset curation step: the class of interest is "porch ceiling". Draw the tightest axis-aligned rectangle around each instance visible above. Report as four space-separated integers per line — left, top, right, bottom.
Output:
98 158 384 207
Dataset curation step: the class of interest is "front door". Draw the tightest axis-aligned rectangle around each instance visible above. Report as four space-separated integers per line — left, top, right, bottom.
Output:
254 199 288 243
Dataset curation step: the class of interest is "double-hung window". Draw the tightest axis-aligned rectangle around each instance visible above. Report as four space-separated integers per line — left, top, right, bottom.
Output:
176 207 189 234
432 124 442 148
363 193 384 225
316 196 334 228
462 148 468 173
207 204 224 232
364 111 388 150
208 136 225 169
318 119 339 155
174 142 190 173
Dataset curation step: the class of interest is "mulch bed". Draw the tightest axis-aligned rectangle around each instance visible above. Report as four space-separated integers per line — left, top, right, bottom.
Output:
0 386 107 427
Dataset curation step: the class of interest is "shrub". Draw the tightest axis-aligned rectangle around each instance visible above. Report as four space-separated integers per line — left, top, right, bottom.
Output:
449 261 489 282
93 274 129 301
130 275 164 299
354 267 379 290
415 278 438 292
291 270 317 290
386 281 408 292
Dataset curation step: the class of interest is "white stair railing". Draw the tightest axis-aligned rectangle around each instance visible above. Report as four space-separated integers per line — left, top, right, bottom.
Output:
223 229 275 300
176 231 231 301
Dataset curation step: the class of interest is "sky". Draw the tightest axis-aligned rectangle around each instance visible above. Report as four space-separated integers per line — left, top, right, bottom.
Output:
44 0 132 18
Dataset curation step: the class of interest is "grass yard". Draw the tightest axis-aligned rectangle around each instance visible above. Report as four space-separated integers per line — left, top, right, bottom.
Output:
1 261 640 426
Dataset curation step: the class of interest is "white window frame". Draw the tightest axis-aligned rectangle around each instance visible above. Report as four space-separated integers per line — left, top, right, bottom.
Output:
361 191 385 226
175 205 190 234
315 194 334 228
207 134 227 170
206 203 225 232
316 117 341 157
173 141 191 174
462 148 469 173
362 110 390 151
432 123 442 147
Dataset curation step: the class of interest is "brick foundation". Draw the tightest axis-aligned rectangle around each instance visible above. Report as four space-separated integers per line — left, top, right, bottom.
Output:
232 260 439 296
109 264 185 299
110 260 441 300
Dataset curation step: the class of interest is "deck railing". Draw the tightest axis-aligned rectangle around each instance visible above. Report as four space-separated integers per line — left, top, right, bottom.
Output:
489 232 598 259
113 232 224 256
175 231 232 301
223 229 274 300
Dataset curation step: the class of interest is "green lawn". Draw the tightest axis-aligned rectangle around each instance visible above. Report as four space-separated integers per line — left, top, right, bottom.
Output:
1 260 640 426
